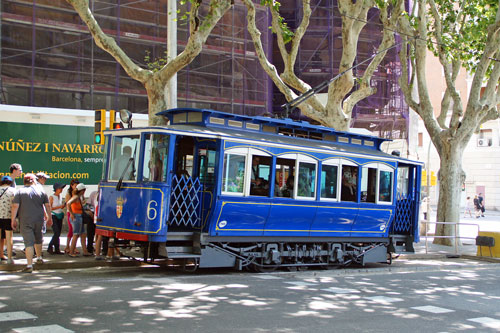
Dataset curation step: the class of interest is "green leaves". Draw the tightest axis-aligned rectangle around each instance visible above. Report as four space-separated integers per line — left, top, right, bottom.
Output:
144 50 169 72
426 0 499 74
261 0 294 44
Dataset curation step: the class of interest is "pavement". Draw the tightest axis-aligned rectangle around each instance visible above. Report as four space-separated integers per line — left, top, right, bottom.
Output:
0 209 498 272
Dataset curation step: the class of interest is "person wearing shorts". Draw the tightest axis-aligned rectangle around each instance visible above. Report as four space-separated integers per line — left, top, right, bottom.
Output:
66 183 91 257
0 176 16 264
64 179 79 254
11 173 52 273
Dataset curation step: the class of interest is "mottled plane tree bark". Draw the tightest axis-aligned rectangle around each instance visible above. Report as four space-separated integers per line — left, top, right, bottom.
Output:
65 0 233 125
398 0 500 245
242 0 405 131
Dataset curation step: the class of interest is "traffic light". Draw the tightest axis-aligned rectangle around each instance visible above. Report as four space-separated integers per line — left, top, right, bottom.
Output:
109 110 124 129
94 109 106 145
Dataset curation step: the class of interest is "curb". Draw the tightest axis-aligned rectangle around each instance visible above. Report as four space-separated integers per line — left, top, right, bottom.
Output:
0 259 143 272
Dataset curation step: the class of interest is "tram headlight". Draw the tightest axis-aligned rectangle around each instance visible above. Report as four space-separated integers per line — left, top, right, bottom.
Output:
119 109 133 128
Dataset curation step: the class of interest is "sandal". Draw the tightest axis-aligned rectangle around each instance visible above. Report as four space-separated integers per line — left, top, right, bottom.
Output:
68 253 78 258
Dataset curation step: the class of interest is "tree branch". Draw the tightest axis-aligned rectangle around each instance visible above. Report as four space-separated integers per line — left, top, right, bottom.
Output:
156 0 233 83
65 0 151 84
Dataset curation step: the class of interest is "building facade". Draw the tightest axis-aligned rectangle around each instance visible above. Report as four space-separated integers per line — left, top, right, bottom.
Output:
1 0 408 137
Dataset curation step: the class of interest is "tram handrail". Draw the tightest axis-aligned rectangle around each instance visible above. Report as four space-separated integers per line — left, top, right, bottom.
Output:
420 221 480 255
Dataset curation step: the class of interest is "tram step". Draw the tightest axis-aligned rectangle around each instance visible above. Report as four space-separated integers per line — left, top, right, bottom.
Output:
166 246 200 259
167 253 201 259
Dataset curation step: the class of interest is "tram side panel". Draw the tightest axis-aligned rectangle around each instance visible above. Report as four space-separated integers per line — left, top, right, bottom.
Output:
97 183 169 242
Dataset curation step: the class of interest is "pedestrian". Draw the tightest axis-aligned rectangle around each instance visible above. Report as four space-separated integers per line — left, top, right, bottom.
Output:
35 172 50 189
473 195 481 218
9 163 22 189
47 183 66 255
66 183 92 257
478 193 485 217
0 176 16 264
11 173 52 273
85 190 98 254
64 179 79 254
463 196 473 218
35 172 50 234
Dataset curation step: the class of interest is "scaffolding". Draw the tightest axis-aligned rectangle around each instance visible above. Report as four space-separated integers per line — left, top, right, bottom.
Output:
1 0 408 139
279 0 409 139
0 0 271 115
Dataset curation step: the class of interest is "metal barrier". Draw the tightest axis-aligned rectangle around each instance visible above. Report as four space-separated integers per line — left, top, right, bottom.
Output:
421 221 480 255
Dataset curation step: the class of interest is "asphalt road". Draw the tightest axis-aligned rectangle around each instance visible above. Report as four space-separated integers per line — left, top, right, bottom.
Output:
1 259 500 332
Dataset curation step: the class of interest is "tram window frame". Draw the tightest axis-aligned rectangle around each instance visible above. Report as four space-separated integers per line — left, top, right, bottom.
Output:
108 135 141 182
247 151 272 197
320 159 341 201
274 154 296 199
222 148 248 196
296 156 317 200
340 160 359 202
397 166 410 198
358 162 394 205
378 164 394 204
360 163 378 203
142 133 169 183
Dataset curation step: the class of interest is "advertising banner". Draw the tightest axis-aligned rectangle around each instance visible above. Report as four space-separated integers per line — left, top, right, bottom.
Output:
0 122 104 185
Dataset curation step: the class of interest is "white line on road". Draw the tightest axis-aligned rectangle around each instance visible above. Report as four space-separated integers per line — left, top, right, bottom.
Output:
411 305 455 314
13 324 74 333
467 317 500 329
0 311 37 322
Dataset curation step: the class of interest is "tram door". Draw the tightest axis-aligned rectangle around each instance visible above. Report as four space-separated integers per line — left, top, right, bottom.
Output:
196 140 218 231
393 164 421 239
170 136 199 231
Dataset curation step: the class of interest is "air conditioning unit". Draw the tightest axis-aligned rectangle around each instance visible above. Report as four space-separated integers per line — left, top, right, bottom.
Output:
477 139 489 147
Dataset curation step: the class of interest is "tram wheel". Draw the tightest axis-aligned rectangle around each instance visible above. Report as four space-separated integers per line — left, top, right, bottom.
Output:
182 258 199 273
252 263 280 273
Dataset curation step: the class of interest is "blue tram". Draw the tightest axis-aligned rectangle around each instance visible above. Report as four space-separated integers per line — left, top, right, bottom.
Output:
96 108 422 270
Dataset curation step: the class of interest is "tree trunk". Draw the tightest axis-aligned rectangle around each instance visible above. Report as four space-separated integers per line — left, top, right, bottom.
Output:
433 142 464 246
146 78 168 126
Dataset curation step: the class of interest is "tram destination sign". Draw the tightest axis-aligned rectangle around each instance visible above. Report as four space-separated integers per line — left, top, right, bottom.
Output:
0 122 104 185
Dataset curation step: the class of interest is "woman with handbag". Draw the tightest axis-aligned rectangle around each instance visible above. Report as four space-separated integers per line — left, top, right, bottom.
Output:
66 183 92 257
48 183 66 255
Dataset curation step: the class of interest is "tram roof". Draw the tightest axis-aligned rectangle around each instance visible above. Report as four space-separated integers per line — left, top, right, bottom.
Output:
157 108 389 150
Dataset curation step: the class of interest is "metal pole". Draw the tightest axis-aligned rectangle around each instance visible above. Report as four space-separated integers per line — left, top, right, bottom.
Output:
427 139 431 228
455 222 459 254
167 0 177 109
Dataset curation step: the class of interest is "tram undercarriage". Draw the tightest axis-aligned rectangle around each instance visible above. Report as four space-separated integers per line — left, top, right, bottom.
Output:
119 233 414 272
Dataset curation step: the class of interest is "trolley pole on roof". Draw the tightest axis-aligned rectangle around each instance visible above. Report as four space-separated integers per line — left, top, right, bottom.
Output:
281 36 417 119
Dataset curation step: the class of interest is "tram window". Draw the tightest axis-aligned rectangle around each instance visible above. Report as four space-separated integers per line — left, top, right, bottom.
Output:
275 158 295 198
397 166 410 197
143 134 169 182
222 153 246 194
297 162 316 198
198 149 216 186
379 170 393 202
341 165 358 202
250 155 271 196
109 135 140 181
321 165 338 200
360 166 377 203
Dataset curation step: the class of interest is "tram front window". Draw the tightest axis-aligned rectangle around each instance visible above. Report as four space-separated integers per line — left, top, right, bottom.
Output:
109 135 140 181
143 134 169 182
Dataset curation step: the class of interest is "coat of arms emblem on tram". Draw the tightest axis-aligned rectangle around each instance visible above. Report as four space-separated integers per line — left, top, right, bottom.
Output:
116 196 124 219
